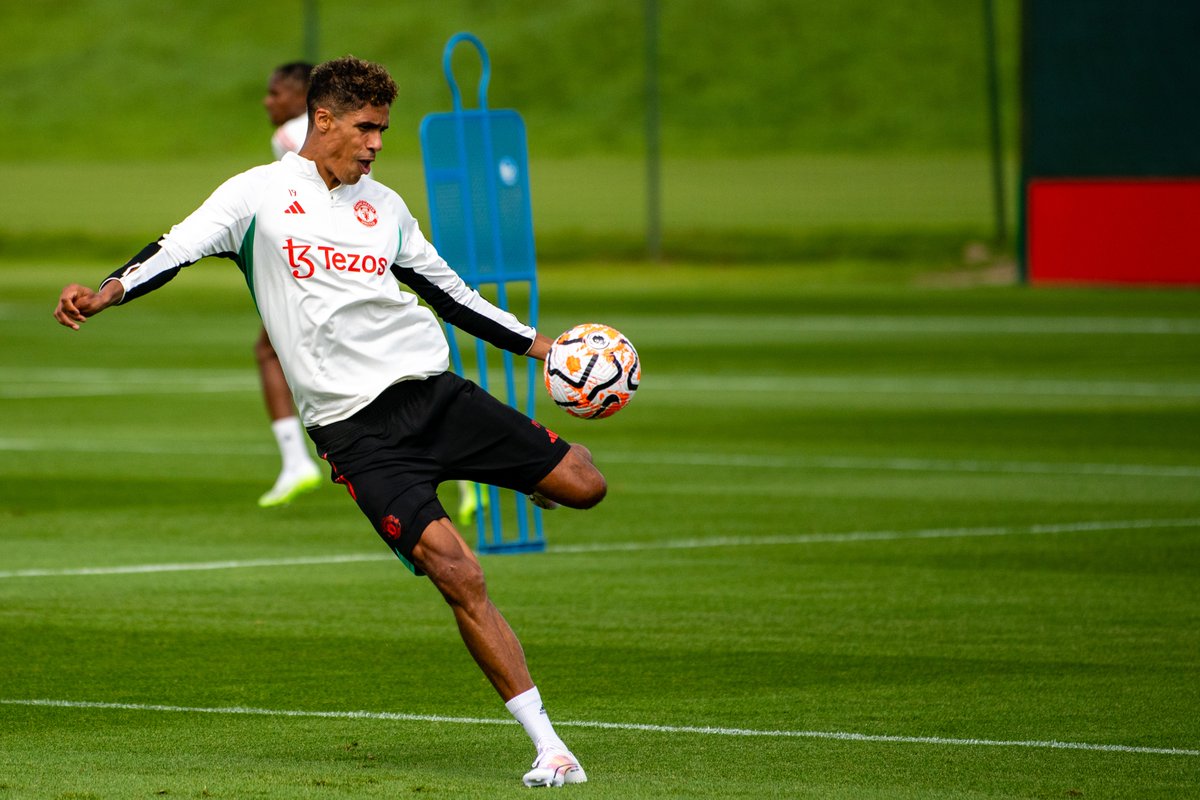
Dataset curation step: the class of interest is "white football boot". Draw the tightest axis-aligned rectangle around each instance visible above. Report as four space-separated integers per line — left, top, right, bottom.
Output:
522 747 587 787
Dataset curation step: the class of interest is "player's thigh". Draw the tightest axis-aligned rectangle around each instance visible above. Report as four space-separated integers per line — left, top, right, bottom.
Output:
435 374 573 492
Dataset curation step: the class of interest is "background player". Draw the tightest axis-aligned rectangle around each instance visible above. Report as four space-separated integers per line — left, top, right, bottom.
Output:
56 55 601 788
266 61 312 160
257 61 323 507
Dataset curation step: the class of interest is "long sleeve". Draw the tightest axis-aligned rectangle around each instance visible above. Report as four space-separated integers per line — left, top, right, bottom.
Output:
101 168 265 304
388 214 536 355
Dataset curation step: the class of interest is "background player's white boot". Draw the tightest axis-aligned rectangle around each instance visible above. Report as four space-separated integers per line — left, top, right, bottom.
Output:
259 416 322 507
258 465 322 508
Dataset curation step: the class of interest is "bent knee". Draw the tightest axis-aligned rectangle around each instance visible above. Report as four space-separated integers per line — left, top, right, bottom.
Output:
562 463 607 510
535 443 608 509
426 551 489 608
577 471 607 508
411 521 490 606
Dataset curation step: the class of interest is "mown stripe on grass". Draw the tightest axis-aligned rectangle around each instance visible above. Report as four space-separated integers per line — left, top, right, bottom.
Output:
621 314 1200 336
2 370 1199 400
605 451 1200 479
0 698 1194 756
2 518 1196 580
1 437 1198 478
648 375 1200 399
12 314 1200 335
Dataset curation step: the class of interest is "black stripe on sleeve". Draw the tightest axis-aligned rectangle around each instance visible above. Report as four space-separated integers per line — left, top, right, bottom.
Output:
106 240 197 305
390 263 534 355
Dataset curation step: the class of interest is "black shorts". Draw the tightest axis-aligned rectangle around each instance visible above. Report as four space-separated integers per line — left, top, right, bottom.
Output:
306 372 572 573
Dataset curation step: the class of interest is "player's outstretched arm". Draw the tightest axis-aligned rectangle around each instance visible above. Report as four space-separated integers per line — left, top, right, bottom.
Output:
54 280 124 330
524 332 553 361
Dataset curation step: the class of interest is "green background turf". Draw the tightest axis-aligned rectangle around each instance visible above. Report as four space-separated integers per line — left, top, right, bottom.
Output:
0 154 1012 264
0 0 1020 264
2 261 1198 798
0 0 1019 160
2 2 1197 796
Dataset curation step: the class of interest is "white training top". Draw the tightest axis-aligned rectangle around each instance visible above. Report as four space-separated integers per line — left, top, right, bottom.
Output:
271 114 309 160
105 153 536 427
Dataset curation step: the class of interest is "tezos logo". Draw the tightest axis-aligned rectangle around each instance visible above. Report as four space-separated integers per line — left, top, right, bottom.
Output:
354 200 378 227
282 238 389 279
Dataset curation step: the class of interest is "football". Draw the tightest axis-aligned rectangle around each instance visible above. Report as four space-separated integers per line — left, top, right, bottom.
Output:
544 323 640 419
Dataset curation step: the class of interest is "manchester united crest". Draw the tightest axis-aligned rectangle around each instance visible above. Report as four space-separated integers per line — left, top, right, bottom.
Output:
354 199 378 227
381 514 402 542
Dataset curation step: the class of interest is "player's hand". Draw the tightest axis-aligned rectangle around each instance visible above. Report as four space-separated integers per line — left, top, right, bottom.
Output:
54 281 123 330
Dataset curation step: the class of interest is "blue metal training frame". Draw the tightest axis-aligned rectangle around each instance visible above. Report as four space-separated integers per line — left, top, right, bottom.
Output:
419 32 545 554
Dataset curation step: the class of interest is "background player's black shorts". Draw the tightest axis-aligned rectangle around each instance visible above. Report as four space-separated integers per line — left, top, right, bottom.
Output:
306 372 572 573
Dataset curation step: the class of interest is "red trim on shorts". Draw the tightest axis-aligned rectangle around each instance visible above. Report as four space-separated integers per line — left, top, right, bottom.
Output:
324 456 357 501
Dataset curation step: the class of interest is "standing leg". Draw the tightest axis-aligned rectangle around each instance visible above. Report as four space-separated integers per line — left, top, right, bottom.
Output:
410 518 587 786
411 518 532 699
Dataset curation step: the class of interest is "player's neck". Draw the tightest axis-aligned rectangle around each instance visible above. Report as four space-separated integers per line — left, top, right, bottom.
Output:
296 148 342 191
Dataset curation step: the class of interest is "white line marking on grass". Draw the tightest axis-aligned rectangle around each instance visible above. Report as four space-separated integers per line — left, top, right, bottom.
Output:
2 519 1196 580
1 699 1194 757
0 554 390 578
548 518 1200 554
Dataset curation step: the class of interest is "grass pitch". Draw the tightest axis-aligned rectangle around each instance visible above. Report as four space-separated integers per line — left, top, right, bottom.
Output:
1 260 1198 798
2 153 1012 265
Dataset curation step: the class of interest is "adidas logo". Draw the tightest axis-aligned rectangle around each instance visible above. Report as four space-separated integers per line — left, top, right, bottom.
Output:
284 201 306 215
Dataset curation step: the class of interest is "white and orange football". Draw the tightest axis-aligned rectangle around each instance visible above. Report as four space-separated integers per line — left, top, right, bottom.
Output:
544 323 640 419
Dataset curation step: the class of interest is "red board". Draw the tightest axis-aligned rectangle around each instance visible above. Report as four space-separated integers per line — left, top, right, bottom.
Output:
1026 180 1200 284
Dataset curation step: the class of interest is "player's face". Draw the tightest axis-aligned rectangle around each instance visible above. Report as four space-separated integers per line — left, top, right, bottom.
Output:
314 104 390 188
264 75 307 127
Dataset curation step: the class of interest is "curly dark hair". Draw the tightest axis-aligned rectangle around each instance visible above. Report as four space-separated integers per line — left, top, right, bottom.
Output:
307 56 398 117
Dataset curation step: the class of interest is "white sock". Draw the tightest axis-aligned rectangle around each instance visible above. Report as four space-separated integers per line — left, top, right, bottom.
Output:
271 416 315 476
505 686 566 753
